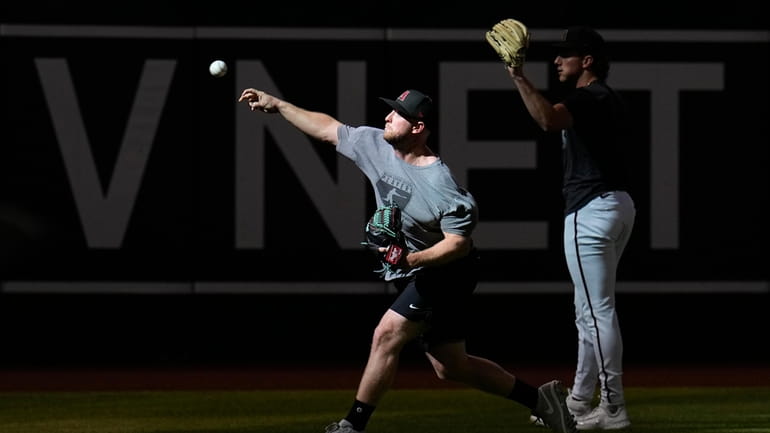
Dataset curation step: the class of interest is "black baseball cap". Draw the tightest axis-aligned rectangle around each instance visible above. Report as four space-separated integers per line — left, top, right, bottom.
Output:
379 89 433 123
553 26 606 56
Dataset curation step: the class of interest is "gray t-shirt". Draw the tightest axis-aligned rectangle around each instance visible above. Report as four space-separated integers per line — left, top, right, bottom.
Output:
337 125 478 280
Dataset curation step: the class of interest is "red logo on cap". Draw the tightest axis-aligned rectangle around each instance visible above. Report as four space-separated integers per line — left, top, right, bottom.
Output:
397 90 410 102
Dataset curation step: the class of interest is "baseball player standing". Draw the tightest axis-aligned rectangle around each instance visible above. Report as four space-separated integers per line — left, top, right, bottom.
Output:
238 88 577 433
503 26 636 430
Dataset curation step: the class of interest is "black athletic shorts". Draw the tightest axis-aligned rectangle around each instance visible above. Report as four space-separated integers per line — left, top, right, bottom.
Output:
389 249 480 349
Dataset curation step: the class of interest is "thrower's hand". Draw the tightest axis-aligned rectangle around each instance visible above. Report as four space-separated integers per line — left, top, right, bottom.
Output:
238 88 279 113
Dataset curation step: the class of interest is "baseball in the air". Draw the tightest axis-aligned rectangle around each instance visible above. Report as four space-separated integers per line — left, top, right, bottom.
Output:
209 60 228 77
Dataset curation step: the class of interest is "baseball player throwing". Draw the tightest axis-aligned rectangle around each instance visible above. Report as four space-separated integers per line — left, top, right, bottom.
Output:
238 86 577 433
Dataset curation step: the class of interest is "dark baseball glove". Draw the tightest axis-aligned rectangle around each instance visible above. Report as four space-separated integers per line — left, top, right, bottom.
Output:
361 203 406 277
485 18 530 68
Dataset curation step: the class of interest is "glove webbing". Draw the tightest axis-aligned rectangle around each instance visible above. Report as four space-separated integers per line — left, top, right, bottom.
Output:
370 207 400 238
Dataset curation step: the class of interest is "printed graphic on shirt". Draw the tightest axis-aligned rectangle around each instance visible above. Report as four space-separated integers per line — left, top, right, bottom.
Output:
376 174 412 209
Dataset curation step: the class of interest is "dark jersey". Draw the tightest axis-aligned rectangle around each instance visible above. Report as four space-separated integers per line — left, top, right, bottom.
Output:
560 81 630 215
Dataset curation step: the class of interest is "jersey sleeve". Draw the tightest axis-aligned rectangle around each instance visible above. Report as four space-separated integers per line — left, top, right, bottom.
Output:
440 186 478 237
335 124 357 160
336 125 388 157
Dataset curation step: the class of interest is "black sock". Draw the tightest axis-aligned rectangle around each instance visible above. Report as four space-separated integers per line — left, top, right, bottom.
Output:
345 399 376 431
507 378 539 410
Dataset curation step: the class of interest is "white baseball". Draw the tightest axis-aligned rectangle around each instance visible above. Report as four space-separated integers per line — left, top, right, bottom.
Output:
209 60 228 77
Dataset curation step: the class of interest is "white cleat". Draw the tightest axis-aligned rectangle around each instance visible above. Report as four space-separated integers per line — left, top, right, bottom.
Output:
576 404 631 430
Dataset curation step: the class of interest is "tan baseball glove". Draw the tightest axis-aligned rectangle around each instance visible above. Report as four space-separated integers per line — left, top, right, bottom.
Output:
485 18 530 68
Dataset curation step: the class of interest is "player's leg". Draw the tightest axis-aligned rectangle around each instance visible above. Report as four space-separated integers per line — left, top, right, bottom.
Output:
426 337 577 433
355 309 424 404
564 211 600 407
565 192 634 410
426 341 516 395
327 285 427 433
416 252 576 432
571 295 600 405
404 248 515 395
612 191 636 261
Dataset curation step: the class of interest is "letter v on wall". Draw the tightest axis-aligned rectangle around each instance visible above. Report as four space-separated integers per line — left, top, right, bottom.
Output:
35 58 175 248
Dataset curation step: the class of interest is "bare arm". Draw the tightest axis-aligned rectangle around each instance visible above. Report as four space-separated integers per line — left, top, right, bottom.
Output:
404 232 472 268
507 66 572 132
238 88 343 145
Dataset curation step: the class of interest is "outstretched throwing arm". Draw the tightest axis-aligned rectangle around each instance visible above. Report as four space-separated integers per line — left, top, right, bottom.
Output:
238 88 343 145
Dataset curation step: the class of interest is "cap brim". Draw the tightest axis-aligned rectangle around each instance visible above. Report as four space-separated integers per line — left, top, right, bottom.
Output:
379 97 400 111
379 97 415 120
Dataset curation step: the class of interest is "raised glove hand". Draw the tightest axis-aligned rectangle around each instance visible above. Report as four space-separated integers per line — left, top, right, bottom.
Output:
362 203 407 277
485 18 530 68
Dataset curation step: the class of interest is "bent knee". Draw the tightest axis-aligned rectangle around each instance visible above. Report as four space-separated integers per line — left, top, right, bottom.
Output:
371 321 410 351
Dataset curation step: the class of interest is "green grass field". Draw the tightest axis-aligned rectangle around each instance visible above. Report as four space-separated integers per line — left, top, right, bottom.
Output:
1 387 769 433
